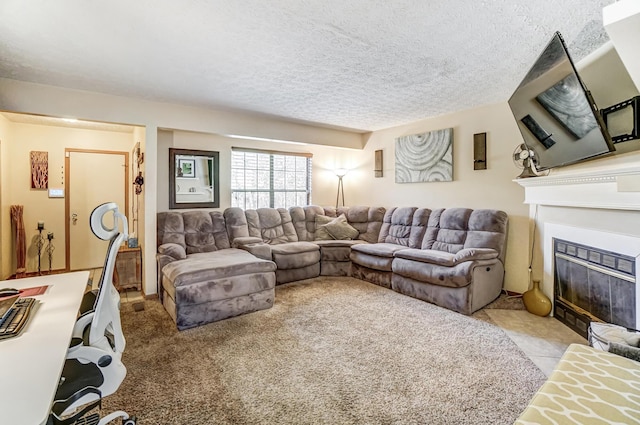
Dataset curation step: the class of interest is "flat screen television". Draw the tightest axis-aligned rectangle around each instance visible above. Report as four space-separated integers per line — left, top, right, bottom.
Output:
508 31 615 171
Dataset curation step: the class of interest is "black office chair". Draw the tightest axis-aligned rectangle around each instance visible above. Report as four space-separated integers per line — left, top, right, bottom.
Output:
48 203 136 425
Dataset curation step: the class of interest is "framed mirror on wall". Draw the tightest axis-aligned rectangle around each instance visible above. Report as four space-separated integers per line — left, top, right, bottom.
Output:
169 148 220 209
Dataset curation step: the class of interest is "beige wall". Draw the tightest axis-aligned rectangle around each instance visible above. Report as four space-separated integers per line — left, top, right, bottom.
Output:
159 129 361 212
0 119 138 277
0 114 12 278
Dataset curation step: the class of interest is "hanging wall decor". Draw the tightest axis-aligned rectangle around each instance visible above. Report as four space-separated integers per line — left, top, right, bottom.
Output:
395 128 453 183
30 151 49 189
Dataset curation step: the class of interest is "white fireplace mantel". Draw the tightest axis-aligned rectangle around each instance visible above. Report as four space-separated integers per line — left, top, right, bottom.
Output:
514 166 640 210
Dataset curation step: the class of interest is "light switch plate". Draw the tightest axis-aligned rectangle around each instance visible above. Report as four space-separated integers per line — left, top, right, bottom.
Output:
48 188 65 198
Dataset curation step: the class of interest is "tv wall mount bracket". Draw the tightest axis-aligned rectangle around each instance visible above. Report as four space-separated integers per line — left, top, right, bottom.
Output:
601 95 640 144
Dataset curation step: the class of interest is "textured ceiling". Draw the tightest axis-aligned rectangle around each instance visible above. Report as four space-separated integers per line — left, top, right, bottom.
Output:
0 1 616 132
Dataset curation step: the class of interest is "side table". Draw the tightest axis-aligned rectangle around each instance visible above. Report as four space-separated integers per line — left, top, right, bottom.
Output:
113 246 142 293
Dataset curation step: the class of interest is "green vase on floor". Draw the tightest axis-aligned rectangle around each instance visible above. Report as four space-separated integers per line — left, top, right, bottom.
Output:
522 279 552 317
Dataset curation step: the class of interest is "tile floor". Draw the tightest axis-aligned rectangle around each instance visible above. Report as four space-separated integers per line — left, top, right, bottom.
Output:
88 267 587 376
485 309 587 376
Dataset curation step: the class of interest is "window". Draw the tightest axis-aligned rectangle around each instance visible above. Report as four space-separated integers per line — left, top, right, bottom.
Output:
231 148 312 209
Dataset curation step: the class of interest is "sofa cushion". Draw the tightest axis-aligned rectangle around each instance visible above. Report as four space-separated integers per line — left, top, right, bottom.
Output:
379 207 431 248
224 207 252 240
464 209 509 263
313 240 367 248
324 215 359 240
350 243 408 272
245 208 299 245
157 210 231 254
421 208 508 263
323 206 385 243
351 242 406 258
157 212 186 247
314 214 334 241
271 242 320 269
162 248 276 287
392 257 474 288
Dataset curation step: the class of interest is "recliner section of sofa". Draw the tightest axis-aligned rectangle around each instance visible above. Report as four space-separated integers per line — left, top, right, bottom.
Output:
225 207 321 284
351 207 432 288
363 207 508 315
156 205 508 330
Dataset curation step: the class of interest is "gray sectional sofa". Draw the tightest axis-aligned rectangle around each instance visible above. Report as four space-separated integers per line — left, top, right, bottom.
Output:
156 205 508 329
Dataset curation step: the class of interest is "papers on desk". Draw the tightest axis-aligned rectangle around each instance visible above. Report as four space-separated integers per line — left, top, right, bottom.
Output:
17 285 49 297
0 285 49 301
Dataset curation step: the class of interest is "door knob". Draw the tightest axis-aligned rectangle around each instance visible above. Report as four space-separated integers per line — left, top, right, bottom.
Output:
72 213 78 225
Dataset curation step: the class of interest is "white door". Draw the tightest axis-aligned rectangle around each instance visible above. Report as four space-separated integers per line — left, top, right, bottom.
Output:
67 150 127 271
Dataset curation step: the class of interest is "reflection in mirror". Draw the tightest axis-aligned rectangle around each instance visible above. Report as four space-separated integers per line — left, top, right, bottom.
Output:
169 148 220 209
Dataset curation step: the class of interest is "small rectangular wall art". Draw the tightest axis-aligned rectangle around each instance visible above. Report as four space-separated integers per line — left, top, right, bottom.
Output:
30 151 49 189
374 150 383 177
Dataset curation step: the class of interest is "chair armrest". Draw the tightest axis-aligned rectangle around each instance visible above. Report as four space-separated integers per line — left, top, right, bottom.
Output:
72 312 94 339
158 243 186 260
67 344 122 365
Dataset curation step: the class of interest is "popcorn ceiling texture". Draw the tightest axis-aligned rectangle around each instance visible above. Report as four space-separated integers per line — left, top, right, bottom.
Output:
0 0 615 131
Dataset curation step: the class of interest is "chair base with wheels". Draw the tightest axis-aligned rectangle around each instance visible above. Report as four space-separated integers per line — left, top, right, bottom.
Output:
47 386 137 425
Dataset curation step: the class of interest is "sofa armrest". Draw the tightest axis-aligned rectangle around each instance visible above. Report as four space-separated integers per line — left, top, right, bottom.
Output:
394 247 498 266
158 242 187 260
232 236 265 247
452 248 499 264
156 253 178 302
235 241 272 261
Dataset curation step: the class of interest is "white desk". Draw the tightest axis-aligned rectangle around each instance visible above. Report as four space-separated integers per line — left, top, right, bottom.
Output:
0 271 89 425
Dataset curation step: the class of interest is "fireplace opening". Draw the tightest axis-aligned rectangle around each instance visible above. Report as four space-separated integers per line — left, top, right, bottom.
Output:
553 238 637 338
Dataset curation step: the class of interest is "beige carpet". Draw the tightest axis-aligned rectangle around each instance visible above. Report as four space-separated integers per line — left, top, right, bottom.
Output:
104 277 546 424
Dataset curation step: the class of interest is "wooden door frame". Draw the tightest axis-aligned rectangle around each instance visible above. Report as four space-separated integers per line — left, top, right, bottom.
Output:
65 148 130 271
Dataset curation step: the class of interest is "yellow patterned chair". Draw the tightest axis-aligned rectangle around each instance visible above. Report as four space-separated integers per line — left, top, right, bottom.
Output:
515 343 640 424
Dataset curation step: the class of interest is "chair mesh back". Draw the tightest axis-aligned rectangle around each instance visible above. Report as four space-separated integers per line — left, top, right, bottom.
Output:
88 203 128 355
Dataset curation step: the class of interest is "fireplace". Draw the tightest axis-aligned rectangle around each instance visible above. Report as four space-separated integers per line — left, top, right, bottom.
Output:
553 237 637 338
544 223 640 339
516 165 640 337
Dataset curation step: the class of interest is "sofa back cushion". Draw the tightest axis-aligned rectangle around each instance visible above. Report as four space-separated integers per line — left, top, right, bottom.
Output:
322 206 385 243
245 208 299 244
289 205 326 241
223 207 251 241
464 209 509 262
379 207 431 248
290 205 385 243
422 208 508 262
157 211 231 254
